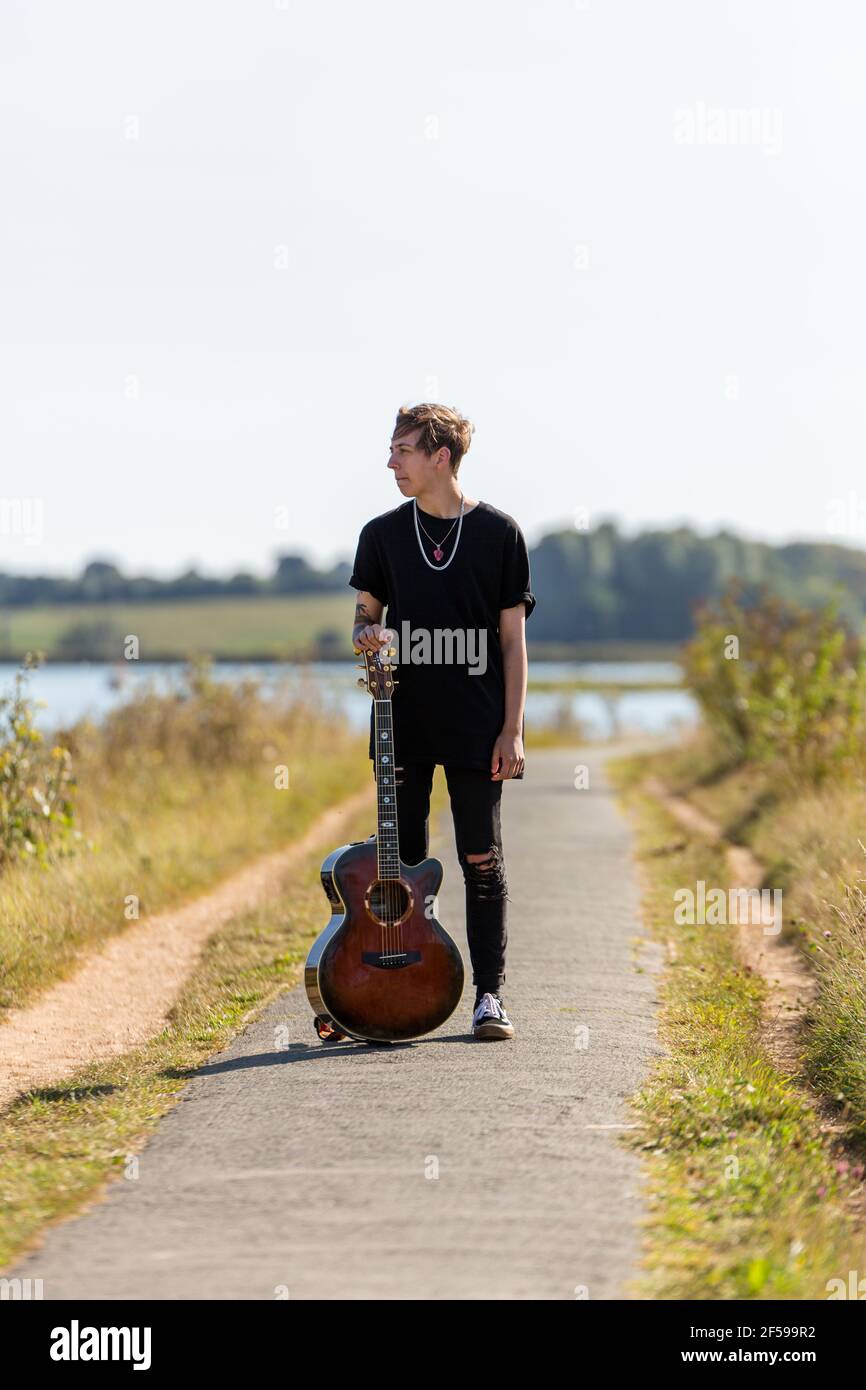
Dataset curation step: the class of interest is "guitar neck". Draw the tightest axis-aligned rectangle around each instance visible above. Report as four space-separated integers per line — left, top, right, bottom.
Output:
373 698 400 879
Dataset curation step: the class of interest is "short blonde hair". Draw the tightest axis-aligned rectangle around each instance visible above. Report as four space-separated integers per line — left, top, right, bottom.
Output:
393 403 475 475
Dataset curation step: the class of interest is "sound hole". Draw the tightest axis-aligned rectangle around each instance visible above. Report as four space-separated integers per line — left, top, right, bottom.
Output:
367 879 410 926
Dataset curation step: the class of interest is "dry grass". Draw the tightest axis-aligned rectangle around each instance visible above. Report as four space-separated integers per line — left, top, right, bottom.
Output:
0 661 369 1013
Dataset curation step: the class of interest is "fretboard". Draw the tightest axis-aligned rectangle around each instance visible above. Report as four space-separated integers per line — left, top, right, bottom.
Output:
372 698 400 879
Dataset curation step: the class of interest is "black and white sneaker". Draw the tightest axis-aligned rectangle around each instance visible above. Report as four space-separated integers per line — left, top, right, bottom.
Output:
472 992 515 1040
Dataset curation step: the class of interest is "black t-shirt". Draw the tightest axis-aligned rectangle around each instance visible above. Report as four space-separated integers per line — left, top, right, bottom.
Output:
348 498 536 776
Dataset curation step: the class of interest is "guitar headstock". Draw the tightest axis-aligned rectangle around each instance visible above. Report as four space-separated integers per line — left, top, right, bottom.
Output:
354 641 399 700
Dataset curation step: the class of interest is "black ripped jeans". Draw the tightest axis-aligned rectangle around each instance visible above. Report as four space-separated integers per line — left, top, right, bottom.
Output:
373 761 509 998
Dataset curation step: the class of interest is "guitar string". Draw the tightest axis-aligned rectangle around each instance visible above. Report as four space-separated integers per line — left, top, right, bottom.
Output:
376 675 395 954
391 694 401 952
386 669 402 953
389 669 403 954
380 693 393 955
386 683 396 953
378 692 394 961
373 652 404 955
373 693 383 955
387 679 401 953
383 667 395 951
381 654 398 952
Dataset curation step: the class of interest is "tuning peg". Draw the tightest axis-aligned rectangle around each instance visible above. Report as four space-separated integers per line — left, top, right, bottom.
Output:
353 647 361 655
357 678 366 688
388 647 396 656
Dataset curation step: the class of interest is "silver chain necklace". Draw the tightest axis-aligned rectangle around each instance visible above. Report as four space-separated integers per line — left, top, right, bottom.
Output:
412 495 466 570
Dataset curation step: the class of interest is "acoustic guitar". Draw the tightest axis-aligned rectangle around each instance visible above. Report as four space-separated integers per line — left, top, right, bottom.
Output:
305 640 465 1043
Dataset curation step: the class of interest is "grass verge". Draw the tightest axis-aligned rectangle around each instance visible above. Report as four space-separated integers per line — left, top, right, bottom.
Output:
610 749 864 1299
634 732 866 1144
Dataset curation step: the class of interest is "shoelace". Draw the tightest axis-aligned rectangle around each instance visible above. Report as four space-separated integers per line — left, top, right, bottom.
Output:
474 992 504 1019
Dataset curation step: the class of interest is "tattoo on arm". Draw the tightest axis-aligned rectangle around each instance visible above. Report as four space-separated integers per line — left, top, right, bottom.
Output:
353 601 373 636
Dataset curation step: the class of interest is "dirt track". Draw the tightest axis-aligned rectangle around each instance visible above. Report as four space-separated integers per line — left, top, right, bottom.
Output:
0 787 375 1111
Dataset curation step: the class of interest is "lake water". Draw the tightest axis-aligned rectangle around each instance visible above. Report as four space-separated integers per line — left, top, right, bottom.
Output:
0 660 698 742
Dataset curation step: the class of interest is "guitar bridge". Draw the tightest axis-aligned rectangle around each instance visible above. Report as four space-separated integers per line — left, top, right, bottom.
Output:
361 950 422 969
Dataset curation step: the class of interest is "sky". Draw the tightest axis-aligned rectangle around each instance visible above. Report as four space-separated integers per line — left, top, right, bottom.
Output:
3 0 866 578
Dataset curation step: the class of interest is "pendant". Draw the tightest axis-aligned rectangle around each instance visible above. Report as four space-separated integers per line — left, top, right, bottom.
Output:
433 547 444 561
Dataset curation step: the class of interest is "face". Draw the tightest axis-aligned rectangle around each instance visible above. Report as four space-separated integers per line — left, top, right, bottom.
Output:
387 426 449 495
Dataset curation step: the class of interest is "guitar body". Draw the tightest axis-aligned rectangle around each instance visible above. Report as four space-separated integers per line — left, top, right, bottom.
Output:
305 835 465 1042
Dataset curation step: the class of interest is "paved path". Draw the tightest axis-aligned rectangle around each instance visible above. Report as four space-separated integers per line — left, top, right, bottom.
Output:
11 744 664 1300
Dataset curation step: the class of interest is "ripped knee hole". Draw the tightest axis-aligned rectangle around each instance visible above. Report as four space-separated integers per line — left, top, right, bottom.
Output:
459 845 509 899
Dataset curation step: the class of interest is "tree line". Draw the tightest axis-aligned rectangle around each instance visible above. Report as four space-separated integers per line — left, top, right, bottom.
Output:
3 522 866 642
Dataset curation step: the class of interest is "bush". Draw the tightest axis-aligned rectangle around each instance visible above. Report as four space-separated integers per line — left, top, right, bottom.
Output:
0 654 78 870
92 653 328 777
682 582 866 781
